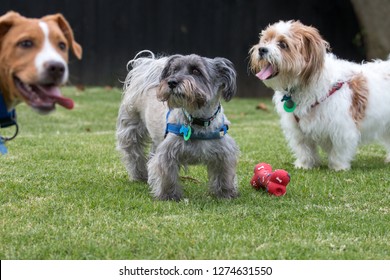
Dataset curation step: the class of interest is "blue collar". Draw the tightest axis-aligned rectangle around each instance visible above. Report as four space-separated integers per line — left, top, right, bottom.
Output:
0 91 19 152
165 108 228 141
166 122 228 140
0 92 17 128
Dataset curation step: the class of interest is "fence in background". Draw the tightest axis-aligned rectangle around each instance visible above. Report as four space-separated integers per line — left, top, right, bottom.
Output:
1 0 364 97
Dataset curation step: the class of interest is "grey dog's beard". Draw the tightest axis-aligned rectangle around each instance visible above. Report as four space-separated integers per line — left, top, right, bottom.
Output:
157 81 207 110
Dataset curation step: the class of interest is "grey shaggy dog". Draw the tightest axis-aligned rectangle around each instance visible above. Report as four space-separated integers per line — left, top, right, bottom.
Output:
116 51 239 201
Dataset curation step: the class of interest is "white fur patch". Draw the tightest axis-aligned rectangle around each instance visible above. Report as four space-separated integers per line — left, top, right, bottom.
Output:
35 21 68 83
274 20 292 35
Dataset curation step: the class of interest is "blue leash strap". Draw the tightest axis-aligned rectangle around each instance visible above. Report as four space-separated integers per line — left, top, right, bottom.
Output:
0 138 8 155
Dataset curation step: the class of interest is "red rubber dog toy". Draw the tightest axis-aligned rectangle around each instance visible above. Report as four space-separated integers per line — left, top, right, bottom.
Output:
250 162 290 196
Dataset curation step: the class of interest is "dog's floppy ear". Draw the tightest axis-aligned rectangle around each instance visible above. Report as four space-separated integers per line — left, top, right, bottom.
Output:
42 13 82 60
160 55 182 80
292 21 329 86
213 57 237 102
0 11 22 45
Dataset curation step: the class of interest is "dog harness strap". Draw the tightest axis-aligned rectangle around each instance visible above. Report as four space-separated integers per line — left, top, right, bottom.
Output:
165 121 228 140
0 93 17 128
190 124 228 140
311 81 346 108
0 92 19 154
165 105 227 140
166 123 182 136
0 92 19 145
165 109 171 123
292 81 348 123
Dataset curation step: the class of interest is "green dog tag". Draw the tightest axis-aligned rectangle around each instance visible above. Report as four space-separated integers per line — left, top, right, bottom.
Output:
180 125 192 141
283 99 296 113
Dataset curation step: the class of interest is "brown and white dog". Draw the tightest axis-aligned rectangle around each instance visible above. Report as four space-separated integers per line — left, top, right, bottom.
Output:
250 20 390 171
0 11 82 114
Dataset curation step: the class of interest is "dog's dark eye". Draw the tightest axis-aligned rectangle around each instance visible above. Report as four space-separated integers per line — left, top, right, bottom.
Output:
278 41 288 50
172 67 179 73
17 40 34 49
58 42 67 51
192 68 201 76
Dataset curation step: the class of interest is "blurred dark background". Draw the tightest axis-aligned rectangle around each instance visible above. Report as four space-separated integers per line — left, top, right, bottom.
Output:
1 0 382 97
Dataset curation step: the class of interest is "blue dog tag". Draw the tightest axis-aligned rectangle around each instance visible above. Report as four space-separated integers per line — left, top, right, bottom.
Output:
0 139 8 155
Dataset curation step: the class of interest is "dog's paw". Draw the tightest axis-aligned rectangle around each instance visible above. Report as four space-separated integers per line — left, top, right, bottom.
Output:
294 159 316 170
213 189 239 199
130 173 148 182
328 161 351 171
152 189 183 202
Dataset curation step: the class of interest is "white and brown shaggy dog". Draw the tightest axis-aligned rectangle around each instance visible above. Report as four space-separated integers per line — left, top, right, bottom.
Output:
249 20 390 171
116 51 239 200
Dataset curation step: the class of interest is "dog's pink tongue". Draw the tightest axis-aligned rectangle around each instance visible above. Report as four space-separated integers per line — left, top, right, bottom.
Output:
38 86 74 109
53 95 74 110
256 64 274 80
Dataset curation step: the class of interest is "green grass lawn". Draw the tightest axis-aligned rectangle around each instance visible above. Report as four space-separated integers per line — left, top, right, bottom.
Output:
1 87 389 259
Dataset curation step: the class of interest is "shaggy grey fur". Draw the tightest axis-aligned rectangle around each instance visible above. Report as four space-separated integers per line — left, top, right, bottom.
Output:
116 51 239 201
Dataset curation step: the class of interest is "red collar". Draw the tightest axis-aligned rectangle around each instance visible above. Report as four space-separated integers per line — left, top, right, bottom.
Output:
311 81 347 108
294 81 348 122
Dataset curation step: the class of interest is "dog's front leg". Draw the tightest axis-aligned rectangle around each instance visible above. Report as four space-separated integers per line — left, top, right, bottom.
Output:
207 163 239 199
326 128 359 171
281 115 320 169
207 138 239 199
147 138 182 201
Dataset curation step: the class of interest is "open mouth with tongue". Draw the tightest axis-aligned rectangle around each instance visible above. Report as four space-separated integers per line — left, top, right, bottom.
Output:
255 63 279 80
14 76 74 113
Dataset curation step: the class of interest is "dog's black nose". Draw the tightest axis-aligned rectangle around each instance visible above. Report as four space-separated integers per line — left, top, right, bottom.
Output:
258 47 268 57
168 79 178 89
46 61 65 81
